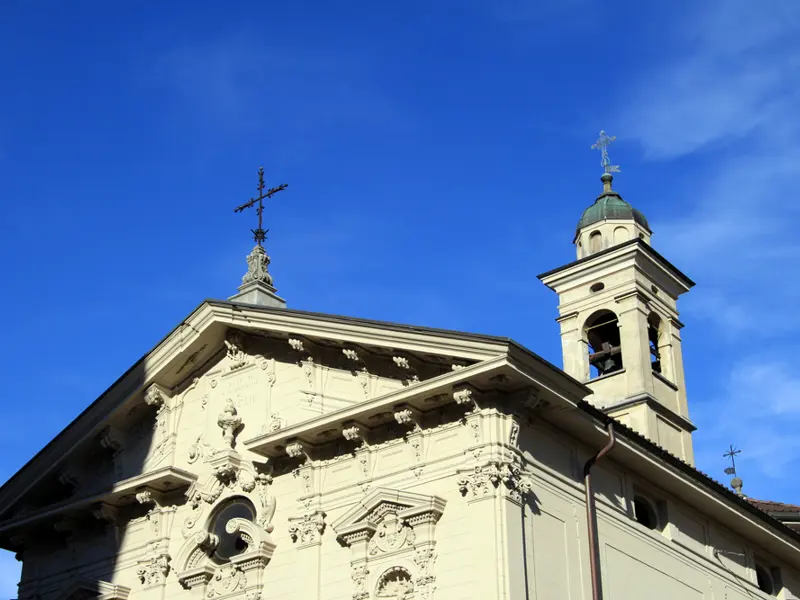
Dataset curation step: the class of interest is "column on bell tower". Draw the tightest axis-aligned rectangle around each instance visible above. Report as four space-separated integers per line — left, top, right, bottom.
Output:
539 170 697 465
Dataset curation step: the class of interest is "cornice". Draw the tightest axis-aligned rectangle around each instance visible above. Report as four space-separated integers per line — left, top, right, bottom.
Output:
244 356 511 457
538 239 694 293
0 466 196 537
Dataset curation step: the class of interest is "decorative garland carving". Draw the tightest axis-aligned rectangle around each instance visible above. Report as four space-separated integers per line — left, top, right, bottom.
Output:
457 460 532 503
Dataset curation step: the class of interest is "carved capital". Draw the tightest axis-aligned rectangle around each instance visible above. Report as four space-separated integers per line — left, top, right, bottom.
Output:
288 511 326 546
137 553 171 588
457 461 532 503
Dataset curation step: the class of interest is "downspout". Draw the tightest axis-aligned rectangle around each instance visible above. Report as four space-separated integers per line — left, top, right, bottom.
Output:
583 421 616 600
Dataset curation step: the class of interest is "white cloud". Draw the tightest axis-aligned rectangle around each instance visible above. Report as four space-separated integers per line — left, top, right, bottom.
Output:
615 2 800 493
692 356 800 490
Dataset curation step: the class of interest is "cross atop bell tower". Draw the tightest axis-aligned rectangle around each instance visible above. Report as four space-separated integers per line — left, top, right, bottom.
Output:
538 132 697 464
228 167 288 308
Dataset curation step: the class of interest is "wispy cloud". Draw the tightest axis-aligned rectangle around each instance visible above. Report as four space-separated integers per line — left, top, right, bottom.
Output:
616 1 800 495
692 357 800 489
152 34 407 137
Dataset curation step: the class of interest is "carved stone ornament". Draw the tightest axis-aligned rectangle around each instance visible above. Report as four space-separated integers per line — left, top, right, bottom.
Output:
453 387 478 409
137 553 170 588
176 519 275 596
368 512 415 556
351 564 370 600
217 399 243 448
342 424 364 443
225 330 248 371
393 356 411 370
288 511 326 546
242 244 273 286
207 564 247 598
375 566 414 600
457 460 532 503
288 338 305 352
144 383 168 408
342 348 360 361
333 487 445 600
285 441 306 459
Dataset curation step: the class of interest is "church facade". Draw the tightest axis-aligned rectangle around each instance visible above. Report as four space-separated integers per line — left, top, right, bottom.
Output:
1 170 799 600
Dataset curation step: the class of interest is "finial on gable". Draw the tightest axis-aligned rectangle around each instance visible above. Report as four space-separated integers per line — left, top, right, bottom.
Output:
228 168 288 308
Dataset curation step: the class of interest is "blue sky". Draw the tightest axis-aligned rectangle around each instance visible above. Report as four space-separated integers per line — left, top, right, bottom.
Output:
1 0 799 594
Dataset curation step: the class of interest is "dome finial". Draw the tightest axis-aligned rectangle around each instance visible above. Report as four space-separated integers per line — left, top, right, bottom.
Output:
601 172 614 193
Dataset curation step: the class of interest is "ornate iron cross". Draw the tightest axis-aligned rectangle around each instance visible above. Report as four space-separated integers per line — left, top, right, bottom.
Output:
234 167 288 247
591 130 620 173
723 444 741 476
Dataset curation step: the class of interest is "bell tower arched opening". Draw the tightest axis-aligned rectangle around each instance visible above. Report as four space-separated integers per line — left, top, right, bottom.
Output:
647 313 662 375
585 309 623 379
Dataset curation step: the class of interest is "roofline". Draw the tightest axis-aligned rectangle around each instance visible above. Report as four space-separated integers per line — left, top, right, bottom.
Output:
0 299 589 505
536 238 696 288
1 295 796 551
576 400 800 546
208 299 589 396
0 300 209 501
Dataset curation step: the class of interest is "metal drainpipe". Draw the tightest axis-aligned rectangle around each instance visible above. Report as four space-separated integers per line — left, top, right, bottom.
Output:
583 421 616 600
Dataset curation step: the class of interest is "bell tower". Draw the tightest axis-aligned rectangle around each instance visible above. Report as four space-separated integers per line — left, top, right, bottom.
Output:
538 135 696 464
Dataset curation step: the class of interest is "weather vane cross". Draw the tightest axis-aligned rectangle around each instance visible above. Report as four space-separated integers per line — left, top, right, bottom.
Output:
723 444 742 476
233 167 288 247
591 130 621 174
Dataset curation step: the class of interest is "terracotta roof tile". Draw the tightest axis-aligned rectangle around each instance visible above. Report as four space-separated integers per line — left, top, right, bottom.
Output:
748 499 800 514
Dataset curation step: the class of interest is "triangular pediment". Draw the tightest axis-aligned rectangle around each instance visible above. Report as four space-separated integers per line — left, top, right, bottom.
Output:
1 299 573 548
331 487 446 542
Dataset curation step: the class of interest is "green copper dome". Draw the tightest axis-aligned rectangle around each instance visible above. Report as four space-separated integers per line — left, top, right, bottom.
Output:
576 174 650 234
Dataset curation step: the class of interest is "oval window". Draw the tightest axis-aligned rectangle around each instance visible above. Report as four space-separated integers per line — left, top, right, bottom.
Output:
209 497 257 563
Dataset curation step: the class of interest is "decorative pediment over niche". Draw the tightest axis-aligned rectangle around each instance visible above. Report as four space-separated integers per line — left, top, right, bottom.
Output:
332 488 445 600
55 578 130 600
332 487 446 547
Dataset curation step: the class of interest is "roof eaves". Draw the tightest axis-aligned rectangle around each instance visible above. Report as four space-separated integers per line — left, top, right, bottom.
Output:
576 400 800 546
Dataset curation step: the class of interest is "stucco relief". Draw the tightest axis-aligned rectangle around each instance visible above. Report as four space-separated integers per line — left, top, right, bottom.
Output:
288 510 326 546
176 517 275 600
182 463 276 539
333 488 446 600
456 459 532 504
